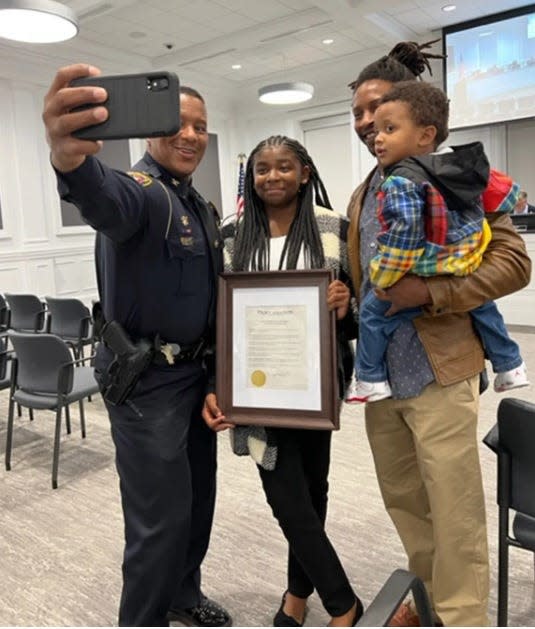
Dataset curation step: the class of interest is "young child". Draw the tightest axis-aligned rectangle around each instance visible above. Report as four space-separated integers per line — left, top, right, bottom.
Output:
346 81 530 403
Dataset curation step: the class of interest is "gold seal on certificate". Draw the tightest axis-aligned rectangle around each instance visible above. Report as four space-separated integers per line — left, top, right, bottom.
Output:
251 370 267 387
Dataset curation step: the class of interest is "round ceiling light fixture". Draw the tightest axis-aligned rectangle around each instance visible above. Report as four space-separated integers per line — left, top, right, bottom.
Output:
0 0 79 43
258 82 314 105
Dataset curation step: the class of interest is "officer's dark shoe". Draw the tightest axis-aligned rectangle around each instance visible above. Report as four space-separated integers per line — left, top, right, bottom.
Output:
168 596 232 627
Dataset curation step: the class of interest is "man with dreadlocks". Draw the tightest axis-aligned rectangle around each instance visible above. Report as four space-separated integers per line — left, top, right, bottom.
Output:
202 135 363 627
347 42 531 626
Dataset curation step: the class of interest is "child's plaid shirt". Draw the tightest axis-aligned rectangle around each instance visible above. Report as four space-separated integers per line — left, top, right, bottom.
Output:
370 169 518 289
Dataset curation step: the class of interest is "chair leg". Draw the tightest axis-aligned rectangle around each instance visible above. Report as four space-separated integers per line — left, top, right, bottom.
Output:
498 506 510 626
65 405 71 434
51 406 62 490
17 403 21 418
28 408 34 422
79 399 86 439
83 344 92 403
5 394 16 471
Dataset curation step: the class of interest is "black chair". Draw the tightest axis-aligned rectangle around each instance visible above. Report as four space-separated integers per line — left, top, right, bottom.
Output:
357 569 435 626
5 331 100 489
45 296 94 359
4 293 47 333
483 397 535 626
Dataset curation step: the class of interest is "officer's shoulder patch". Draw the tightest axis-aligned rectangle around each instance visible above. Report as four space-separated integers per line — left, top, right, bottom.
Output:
126 171 153 187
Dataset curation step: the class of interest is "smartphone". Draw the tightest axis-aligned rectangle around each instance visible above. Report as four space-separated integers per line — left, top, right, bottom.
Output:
70 71 180 141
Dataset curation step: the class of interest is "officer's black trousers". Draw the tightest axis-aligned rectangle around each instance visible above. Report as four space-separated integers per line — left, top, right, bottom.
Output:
257 428 356 617
103 361 216 627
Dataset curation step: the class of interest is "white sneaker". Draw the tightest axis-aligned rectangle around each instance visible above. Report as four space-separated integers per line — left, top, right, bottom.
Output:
345 379 392 404
493 361 530 392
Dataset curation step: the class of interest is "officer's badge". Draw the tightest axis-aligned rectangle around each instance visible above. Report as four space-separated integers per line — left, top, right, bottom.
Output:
127 171 153 187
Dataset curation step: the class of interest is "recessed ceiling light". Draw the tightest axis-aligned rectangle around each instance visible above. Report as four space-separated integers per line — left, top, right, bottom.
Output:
0 0 79 43
232 64 242 70
322 38 334 45
442 4 456 11
258 82 314 105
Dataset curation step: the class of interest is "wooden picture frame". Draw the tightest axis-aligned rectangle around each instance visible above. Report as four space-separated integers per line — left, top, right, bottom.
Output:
216 269 340 430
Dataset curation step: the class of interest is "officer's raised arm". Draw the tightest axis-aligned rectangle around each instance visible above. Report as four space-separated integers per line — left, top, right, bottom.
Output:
43 63 108 173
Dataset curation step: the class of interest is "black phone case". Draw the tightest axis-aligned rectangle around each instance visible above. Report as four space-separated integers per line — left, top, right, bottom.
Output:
70 71 180 141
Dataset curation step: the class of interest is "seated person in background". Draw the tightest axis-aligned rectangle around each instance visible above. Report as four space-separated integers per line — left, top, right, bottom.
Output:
202 135 363 627
513 190 535 214
346 81 530 403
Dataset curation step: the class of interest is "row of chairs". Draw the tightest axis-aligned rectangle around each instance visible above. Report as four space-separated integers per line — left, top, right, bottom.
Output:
0 293 95 358
1 293 100 489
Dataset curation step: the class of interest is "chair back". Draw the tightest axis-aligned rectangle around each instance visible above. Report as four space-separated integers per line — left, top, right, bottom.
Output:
497 397 535 517
4 293 46 332
8 331 74 395
45 296 91 339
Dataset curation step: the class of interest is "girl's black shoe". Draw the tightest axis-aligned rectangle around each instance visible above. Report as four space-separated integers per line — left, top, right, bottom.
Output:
353 596 365 626
273 591 304 627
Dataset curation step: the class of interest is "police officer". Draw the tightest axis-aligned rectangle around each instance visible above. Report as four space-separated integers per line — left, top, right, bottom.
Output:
43 64 231 627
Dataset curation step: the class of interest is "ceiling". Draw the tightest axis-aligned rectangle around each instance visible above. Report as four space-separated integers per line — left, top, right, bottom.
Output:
0 0 532 116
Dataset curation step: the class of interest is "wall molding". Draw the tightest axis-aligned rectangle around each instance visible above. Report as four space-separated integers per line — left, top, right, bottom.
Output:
0 244 94 263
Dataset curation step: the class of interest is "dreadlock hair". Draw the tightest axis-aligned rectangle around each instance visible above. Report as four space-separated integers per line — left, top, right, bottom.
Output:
378 81 449 147
232 135 332 272
348 38 445 92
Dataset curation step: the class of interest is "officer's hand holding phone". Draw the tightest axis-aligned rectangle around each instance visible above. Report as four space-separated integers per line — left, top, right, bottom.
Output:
43 64 180 173
43 64 108 173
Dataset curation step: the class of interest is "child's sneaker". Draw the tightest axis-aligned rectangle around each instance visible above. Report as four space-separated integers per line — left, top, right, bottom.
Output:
493 361 530 392
345 379 392 403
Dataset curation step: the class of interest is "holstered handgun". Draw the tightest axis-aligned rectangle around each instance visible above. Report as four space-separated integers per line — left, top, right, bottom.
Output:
101 320 154 406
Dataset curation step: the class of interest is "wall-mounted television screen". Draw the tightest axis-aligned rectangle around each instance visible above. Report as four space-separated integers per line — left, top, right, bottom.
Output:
443 4 535 130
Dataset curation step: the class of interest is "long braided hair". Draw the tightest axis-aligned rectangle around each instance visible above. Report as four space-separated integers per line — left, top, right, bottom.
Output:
348 39 445 91
232 135 332 272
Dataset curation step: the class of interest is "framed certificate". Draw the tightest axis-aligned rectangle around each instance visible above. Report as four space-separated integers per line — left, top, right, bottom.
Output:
216 269 340 430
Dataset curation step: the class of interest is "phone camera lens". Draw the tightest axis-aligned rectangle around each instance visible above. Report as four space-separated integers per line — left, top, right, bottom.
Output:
147 76 169 91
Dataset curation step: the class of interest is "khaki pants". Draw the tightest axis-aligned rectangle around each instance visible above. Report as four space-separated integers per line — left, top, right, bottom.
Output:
365 377 489 626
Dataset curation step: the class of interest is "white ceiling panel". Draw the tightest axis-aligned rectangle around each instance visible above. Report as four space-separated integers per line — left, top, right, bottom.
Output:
0 0 531 117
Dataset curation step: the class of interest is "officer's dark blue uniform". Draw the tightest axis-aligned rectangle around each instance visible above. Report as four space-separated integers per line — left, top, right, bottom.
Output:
57 151 223 626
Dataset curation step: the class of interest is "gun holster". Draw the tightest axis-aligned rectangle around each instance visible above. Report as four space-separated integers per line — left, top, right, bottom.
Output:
100 321 154 406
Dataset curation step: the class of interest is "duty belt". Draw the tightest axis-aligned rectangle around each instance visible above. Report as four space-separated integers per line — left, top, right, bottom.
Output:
153 337 207 365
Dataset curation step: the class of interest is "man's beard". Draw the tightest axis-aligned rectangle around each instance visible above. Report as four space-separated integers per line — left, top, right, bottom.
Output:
359 129 376 156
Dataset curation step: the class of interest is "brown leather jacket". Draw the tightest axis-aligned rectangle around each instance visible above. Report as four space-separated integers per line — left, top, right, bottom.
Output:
347 169 532 386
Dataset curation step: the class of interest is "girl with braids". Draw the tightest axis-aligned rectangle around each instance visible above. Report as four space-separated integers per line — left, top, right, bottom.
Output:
347 42 531 627
202 135 363 627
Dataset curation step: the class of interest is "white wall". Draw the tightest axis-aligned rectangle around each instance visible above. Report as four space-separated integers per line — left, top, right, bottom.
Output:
0 76 97 303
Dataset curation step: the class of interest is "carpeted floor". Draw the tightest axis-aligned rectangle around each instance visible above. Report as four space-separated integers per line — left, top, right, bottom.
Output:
0 330 534 627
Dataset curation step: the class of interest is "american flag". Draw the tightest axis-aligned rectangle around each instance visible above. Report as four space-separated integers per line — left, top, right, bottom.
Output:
236 154 246 217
